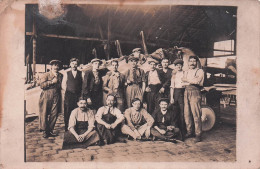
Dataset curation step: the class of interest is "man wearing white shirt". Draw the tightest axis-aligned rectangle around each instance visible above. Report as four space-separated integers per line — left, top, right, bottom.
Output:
181 56 204 142
95 94 125 144
62 58 82 131
170 59 186 139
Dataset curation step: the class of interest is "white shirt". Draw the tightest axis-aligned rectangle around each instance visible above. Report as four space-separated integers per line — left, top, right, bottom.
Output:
171 71 185 88
72 70 77 78
161 110 167 123
68 108 95 130
148 70 161 85
185 68 204 86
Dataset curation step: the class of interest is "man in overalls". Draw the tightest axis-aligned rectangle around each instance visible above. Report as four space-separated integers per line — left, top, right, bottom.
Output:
182 56 204 142
39 60 63 138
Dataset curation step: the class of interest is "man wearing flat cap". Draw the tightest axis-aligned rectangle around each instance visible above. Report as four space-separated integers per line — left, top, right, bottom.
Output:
144 57 164 114
62 58 82 131
170 59 186 138
158 58 173 99
82 58 107 110
39 60 63 138
182 56 204 142
151 98 182 142
124 55 146 108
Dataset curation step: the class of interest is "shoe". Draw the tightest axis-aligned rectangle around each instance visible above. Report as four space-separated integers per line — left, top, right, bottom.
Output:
185 133 193 138
48 131 58 137
42 131 48 138
194 135 201 143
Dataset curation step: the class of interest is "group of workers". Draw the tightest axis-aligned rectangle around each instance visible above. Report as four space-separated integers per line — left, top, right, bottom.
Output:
38 51 204 150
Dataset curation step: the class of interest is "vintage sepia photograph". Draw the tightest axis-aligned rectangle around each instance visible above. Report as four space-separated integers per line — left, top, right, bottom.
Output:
23 3 238 162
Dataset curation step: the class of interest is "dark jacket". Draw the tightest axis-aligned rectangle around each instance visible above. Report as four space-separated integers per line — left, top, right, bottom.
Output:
145 69 164 87
152 108 179 128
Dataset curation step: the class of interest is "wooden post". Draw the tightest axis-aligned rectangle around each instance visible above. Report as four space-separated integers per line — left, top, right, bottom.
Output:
32 12 36 79
107 9 111 60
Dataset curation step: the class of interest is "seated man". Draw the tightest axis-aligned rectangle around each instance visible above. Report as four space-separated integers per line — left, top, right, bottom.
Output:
95 94 125 145
151 98 183 142
121 98 154 140
62 97 100 149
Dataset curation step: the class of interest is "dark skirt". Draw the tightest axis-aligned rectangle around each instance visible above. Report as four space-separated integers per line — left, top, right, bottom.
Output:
62 121 100 149
96 112 120 144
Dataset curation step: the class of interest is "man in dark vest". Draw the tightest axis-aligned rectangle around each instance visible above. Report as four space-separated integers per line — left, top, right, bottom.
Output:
62 58 82 131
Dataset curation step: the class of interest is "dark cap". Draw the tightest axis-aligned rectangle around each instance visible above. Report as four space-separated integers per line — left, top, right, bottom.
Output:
128 55 139 62
158 98 169 104
173 59 184 65
132 48 141 53
147 57 159 64
188 55 199 61
70 58 79 63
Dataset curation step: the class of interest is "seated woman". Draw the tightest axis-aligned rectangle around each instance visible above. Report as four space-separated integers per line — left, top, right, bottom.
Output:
151 98 182 142
95 94 125 145
121 98 154 140
62 97 100 149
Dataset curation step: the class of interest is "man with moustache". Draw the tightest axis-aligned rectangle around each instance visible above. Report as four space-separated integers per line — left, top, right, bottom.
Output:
158 58 173 99
151 98 181 142
125 56 146 108
95 94 125 144
62 58 82 131
39 60 63 138
144 57 164 113
182 56 204 142
82 58 106 110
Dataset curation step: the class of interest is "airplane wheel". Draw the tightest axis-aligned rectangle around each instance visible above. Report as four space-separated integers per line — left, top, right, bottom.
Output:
201 106 216 131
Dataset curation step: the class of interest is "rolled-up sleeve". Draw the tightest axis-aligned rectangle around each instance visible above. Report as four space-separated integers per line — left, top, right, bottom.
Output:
68 109 77 130
142 109 154 127
187 69 204 86
40 73 52 90
113 108 125 124
124 109 135 130
88 110 95 128
95 107 105 124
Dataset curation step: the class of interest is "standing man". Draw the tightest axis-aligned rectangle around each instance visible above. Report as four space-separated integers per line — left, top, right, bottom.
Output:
39 60 63 138
103 59 125 112
170 59 186 138
82 58 106 110
182 56 204 142
158 58 173 99
62 58 82 131
144 57 163 114
125 56 146 108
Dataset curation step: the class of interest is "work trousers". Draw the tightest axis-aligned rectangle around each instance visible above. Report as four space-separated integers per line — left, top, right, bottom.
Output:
64 91 81 131
173 88 186 135
39 89 60 132
184 86 202 136
145 84 161 114
125 84 143 108
121 123 149 139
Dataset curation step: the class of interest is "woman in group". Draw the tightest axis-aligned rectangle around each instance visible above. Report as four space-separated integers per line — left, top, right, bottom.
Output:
62 97 100 149
121 98 154 140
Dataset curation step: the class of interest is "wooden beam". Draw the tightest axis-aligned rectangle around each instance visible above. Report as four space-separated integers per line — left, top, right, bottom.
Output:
32 13 36 79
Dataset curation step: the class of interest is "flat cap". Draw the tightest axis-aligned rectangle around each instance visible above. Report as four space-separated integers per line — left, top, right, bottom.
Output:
49 60 62 65
173 59 184 65
70 58 79 63
147 57 159 64
91 58 102 64
128 55 139 62
158 98 170 104
132 48 141 53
